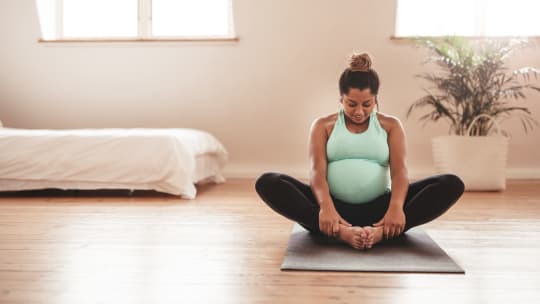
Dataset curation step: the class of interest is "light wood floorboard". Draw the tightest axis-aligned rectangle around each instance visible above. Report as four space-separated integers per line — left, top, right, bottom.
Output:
0 179 539 304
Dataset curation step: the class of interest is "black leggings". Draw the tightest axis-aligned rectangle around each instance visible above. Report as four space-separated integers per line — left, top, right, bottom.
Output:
255 172 464 234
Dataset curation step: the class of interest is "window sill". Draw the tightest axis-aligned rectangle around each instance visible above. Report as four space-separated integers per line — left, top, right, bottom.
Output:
390 35 540 41
38 36 240 43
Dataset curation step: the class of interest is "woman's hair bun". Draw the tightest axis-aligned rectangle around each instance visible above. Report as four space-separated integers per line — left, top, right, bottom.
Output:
348 52 372 72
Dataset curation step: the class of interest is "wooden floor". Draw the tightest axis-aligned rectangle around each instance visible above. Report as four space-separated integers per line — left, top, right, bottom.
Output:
0 179 539 304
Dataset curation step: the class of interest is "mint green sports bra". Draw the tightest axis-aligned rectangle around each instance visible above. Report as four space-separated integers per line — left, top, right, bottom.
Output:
326 109 391 204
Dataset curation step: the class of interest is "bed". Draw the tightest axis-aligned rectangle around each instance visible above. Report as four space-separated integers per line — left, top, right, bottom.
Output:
0 127 228 198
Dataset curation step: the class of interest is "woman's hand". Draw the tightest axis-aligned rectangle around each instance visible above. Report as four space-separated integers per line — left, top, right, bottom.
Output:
319 207 352 237
373 204 406 239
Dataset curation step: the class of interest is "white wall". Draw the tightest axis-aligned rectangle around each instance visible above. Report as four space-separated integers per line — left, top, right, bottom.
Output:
1 0 539 179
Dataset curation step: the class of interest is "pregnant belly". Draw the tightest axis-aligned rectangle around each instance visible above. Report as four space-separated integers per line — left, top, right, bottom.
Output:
327 159 390 204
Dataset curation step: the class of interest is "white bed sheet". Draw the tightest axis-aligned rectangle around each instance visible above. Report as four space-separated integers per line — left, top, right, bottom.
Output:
0 128 228 198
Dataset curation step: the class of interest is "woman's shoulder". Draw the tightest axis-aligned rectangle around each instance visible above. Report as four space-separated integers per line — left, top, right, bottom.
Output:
376 112 403 133
310 112 339 137
315 112 338 124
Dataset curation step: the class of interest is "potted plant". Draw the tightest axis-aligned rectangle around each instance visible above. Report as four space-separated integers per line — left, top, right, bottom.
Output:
406 36 540 190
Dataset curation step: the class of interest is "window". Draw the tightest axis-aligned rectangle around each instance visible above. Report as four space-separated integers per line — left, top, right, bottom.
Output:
35 0 236 41
395 0 540 37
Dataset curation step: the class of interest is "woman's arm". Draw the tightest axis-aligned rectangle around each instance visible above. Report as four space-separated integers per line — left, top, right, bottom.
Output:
308 118 333 210
308 118 351 237
388 116 409 209
374 115 409 238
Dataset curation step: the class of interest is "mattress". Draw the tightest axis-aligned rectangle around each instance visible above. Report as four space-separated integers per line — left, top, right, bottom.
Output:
0 128 228 198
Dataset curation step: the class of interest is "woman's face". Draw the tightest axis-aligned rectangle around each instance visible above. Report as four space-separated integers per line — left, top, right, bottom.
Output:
341 88 377 125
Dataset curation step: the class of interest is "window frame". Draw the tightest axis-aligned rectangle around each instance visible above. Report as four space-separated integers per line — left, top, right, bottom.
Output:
38 0 238 43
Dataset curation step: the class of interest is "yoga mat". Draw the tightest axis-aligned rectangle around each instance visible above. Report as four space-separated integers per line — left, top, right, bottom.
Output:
281 223 464 273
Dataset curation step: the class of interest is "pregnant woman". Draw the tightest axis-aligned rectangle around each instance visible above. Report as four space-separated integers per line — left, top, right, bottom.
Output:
255 53 465 250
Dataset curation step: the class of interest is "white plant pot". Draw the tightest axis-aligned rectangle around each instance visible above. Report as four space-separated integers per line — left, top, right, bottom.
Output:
431 135 509 191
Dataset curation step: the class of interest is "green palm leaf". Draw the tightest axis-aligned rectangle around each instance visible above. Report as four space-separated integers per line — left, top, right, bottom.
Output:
408 36 540 135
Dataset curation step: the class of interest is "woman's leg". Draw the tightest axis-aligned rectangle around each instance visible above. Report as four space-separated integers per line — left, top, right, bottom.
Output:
333 174 464 230
332 174 464 247
402 174 465 231
255 172 377 250
333 194 391 227
255 172 464 248
254 172 321 233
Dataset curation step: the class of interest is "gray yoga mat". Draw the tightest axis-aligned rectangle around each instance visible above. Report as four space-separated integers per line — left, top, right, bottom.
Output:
281 223 464 273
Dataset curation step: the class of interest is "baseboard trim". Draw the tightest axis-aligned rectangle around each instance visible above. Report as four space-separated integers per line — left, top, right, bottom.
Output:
223 165 540 180
506 168 540 179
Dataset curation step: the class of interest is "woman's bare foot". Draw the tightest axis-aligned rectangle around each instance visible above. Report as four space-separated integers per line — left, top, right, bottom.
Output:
337 224 368 250
362 226 384 249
